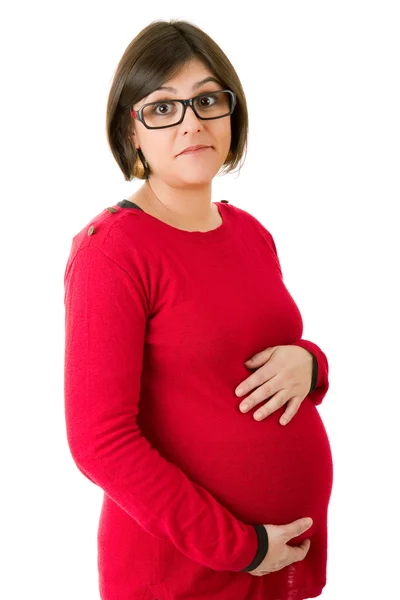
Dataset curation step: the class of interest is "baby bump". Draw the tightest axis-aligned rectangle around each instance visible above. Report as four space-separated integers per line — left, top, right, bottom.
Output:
156 397 334 528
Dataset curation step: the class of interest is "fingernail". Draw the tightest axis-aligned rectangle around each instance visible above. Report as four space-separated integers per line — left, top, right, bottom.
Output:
236 388 243 396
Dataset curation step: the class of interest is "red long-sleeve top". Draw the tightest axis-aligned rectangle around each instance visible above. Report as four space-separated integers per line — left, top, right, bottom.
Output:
64 199 333 600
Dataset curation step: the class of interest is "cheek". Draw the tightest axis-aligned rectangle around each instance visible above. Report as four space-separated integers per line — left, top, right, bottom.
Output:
143 137 173 163
213 123 231 148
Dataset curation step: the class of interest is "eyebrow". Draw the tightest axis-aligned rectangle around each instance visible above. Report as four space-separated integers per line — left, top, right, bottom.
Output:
151 76 223 95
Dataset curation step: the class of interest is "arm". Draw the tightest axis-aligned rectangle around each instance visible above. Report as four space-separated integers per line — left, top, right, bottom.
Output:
64 243 267 572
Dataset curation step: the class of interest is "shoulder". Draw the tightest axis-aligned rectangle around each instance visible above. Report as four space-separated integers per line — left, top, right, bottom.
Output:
221 201 273 232
64 203 152 282
223 201 277 252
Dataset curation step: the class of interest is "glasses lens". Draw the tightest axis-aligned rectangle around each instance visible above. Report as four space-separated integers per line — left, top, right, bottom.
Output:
142 91 233 128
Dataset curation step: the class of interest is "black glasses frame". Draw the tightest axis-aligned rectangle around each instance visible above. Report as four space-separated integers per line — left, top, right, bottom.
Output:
130 89 237 130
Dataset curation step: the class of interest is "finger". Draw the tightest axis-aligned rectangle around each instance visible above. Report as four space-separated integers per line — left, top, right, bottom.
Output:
239 378 287 412
235 369 273 398
285 539 311 567
284 517 313 542
244 346 276 367
300 539 311 554
253 401 283 421
279 397 303 426
251 389 287 421
295 539 311 562
238 377 278 409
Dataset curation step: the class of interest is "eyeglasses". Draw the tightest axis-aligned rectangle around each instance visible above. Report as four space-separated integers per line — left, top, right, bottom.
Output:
130 89 237 130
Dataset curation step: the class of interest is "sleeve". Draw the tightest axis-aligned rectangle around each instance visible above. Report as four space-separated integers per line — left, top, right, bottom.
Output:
266 231 330 406
64 243 266 573
289 338 329 406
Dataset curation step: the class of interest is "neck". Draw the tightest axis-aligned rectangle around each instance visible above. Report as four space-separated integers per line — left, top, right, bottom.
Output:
143 178 214 226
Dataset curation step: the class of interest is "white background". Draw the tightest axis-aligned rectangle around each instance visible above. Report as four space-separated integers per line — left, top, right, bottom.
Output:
1 1 399 598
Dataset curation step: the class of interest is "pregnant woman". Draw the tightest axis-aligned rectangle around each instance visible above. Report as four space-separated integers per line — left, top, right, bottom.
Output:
64 19 333 600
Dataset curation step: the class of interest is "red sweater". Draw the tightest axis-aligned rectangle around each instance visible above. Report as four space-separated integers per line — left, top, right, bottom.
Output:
64 199 333 600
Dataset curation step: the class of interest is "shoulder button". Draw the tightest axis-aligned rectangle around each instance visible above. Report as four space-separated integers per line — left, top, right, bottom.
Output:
220 200 229 203
88 225 95 236
106 206 117 213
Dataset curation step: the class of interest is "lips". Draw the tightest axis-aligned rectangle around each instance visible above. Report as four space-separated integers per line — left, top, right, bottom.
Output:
178 145 211 156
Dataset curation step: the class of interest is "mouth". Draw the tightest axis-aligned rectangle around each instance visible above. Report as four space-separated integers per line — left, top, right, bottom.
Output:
178 146 212 156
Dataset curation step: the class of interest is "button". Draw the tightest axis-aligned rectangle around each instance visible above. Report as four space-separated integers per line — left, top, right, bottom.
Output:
88 225 95 235
220 200 229 203
106 206 117 213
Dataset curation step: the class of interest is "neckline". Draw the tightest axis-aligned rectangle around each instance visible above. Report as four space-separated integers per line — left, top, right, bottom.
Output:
115 199 233 243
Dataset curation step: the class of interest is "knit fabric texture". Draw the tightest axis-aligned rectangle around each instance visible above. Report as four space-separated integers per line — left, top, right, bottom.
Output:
64 199 333 599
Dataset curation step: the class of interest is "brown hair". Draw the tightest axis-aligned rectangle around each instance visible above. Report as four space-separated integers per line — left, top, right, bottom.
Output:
105 18 249 181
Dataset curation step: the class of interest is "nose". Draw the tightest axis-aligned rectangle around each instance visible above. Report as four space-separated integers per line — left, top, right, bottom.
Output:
180 104 203 129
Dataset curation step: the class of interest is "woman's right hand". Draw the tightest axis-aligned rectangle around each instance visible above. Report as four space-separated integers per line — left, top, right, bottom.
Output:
247 517 313 577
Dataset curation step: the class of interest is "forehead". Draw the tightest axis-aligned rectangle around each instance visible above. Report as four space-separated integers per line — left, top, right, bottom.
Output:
141 66 223 103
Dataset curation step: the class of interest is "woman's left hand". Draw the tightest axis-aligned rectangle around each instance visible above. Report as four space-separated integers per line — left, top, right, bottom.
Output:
234 345 314 425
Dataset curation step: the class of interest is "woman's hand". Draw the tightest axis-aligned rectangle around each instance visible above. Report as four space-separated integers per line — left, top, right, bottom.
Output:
234 345 314 425
247 517 313 577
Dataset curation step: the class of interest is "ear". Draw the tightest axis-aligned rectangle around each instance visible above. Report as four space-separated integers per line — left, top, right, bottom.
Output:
128 130 139 150
127 120 137 146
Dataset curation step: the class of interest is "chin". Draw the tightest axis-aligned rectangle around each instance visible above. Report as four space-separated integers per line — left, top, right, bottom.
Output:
181 175 215 186
177 164 221 181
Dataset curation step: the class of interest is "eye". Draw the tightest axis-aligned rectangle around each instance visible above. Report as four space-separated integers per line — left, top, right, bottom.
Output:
196 93 218 108
151 102 176 115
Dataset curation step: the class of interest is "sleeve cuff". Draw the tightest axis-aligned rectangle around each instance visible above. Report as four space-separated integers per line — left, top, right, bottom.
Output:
239 525 269 572
290 339 329 406
309 352 318 394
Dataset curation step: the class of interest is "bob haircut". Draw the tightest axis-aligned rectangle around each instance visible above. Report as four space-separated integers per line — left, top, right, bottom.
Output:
106 19 249 181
